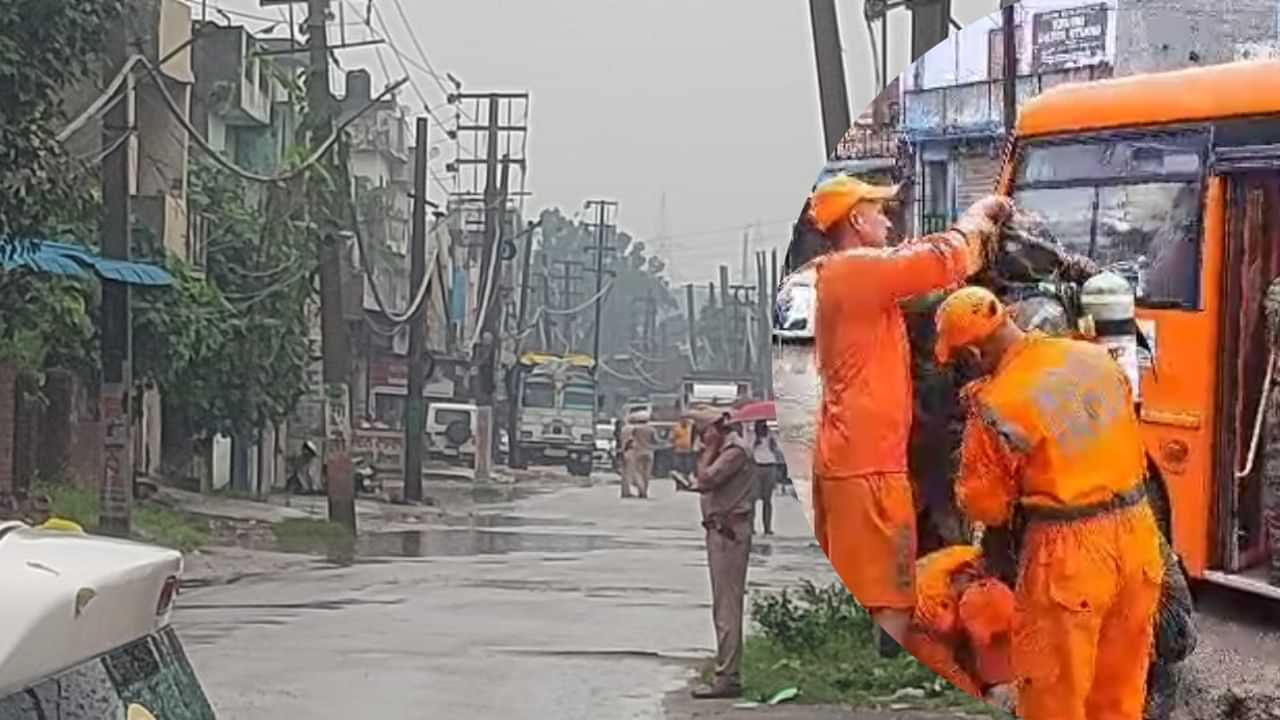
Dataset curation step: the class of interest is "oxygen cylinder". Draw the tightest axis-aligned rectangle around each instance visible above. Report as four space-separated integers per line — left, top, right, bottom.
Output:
1080 271 1141 404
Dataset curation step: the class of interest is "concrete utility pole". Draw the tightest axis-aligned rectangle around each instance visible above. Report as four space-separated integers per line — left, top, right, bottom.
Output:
1002 0 1018 133
756 251 774 400
404 117 430 503
307 0 357 533
98 15 134 538
685 283 699 370
909 0 953 62
474 150 511 483
583 199 619 376
507 220 538 464
552 259 584 351
808 0 852 159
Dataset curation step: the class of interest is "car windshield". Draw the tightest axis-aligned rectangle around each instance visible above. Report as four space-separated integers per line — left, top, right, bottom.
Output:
0 628 215 719
522 382 555 409
1011 132 1206 309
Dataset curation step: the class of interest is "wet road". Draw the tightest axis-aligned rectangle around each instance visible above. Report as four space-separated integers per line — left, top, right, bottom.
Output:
176 471 834 719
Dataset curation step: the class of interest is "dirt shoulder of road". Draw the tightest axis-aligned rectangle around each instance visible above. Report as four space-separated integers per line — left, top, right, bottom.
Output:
662 689 984 720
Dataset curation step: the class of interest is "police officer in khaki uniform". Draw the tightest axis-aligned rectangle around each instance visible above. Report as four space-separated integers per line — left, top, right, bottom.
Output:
684 406 756 699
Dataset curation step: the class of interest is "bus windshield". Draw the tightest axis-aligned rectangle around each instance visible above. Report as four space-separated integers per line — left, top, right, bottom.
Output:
1011 131 1207 309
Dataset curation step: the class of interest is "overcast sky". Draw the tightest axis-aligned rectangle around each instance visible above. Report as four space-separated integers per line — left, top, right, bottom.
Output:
207 0 999 285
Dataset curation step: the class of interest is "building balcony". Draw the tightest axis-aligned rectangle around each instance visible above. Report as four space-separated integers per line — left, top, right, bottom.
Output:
902 64 1111 142
834 124 904 161
193 23 274 127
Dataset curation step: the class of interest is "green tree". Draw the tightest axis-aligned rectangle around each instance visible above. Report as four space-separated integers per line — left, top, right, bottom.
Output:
534 207 679 361
0 0 124 247
133 157 317 466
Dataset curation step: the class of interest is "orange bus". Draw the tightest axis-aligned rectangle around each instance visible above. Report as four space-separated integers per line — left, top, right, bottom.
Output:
994 58 1280 598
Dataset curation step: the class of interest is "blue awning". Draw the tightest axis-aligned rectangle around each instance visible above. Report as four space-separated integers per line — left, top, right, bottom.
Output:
1 241 174 287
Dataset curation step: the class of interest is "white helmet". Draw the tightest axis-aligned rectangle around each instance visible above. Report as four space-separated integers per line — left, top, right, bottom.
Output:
772 265 818 342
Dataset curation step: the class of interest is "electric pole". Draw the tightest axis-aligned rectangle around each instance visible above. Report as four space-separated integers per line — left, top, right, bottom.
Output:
909 0 953 62
307 0 356 533
552 259 584 351
756 251 774 400
583 199 618 375
404 117 429 503
1002 0 1018 133
508 220 539 465
808 0 852 159
98 14 134 537
474 152 511 483
685 284 699 370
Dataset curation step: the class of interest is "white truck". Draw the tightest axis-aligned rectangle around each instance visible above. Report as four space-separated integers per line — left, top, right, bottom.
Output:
509 353 597 477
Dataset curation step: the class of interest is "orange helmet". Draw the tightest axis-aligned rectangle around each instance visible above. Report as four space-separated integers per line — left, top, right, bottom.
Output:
807 175 900 233
934 286 1008 365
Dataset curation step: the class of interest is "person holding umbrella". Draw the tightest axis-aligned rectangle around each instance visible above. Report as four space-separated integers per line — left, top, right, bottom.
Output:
737 400 785 536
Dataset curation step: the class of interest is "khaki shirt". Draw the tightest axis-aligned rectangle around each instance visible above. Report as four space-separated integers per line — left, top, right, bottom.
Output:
622 423 656 457
696 431 757 521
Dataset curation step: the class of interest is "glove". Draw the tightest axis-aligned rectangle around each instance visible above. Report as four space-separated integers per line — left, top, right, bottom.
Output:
984 683 1016 713
952 195 1015 277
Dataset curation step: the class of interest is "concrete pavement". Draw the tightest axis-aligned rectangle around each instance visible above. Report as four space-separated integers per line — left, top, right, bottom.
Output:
176 472 842 719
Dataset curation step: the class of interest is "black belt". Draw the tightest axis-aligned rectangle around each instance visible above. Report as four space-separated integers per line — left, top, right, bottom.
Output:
702 512 751 540
1021 485 1147 524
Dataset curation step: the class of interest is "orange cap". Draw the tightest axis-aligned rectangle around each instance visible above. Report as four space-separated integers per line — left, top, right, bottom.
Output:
807 175 900 233
934 286 1008 365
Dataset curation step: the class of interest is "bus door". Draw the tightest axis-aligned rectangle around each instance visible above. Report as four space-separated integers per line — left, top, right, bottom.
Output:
1007 128 1220 576
1210 136 1280 590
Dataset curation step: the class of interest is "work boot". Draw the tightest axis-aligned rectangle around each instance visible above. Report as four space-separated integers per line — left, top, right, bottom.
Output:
691 680 742 700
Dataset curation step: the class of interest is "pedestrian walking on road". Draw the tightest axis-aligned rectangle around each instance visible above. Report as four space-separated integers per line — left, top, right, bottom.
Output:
751 420 786 535
673 418 695 475
620 410 656 499
684 407 756 700
936 286 1164 720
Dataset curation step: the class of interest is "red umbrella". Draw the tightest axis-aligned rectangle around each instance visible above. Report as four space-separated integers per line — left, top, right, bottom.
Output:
730 400 776 424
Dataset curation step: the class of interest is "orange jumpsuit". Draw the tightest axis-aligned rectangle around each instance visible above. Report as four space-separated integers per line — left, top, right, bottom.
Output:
956 334 1163 720
812 231 975 610
905 546 1015 699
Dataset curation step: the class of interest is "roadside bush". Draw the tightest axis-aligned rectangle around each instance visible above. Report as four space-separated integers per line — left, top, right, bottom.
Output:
743 580 1004 715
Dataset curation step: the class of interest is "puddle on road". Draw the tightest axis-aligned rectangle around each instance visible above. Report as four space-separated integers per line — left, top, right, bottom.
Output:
355 528 635 559
222 524 641 563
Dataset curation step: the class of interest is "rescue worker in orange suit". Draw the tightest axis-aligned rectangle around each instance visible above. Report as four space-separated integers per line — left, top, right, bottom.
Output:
934 286 1164 720
805 174 1013 654
684 407 757 699
904 544 1016 709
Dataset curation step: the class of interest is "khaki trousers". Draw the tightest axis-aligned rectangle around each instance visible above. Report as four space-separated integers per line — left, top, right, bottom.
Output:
706 514 753 685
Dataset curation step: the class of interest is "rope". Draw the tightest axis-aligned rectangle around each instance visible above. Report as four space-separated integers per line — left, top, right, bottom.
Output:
1237 345 1278 479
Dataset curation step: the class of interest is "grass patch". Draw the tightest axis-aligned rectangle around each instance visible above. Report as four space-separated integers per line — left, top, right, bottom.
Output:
741 580 1006 716
271 518 356 557
38 483 212 552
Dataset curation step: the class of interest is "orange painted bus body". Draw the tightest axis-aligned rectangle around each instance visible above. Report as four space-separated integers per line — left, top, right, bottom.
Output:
993 59 1280 589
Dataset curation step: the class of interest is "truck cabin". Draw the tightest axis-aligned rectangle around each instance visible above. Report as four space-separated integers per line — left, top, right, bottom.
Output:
995 58 1280 597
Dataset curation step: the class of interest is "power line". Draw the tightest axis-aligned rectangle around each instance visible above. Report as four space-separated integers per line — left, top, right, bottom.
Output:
383 0 475 122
